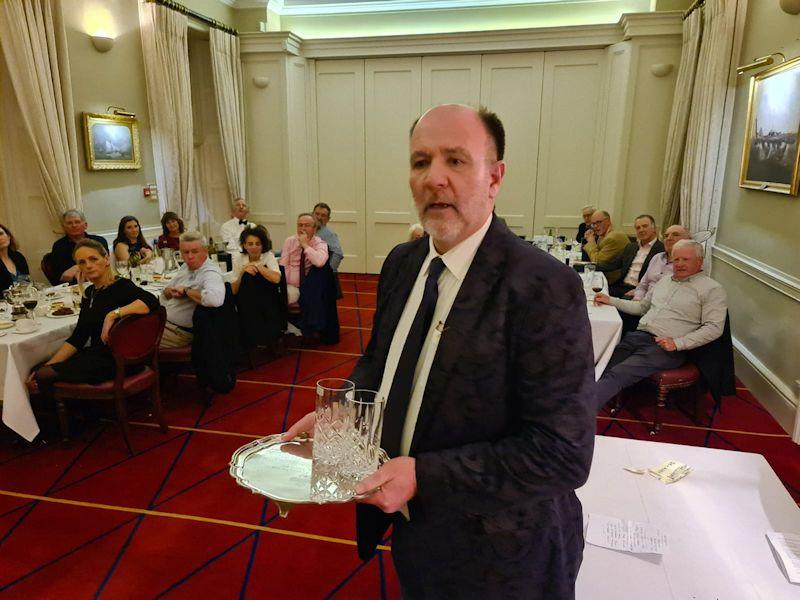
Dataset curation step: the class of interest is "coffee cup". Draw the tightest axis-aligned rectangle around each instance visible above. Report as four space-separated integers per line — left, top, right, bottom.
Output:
16 319 37 333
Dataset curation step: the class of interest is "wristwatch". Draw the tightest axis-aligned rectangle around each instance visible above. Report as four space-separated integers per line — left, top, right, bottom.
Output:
114 308 121 319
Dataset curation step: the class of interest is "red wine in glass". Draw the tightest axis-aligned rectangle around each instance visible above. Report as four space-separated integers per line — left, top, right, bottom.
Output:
23 299 38 311
591 286 603 294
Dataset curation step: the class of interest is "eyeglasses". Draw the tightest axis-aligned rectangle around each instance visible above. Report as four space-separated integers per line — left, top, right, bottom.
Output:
590 219 607 226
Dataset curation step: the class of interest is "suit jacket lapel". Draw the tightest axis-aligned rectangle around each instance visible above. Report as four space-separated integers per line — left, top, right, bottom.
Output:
409 216 508 452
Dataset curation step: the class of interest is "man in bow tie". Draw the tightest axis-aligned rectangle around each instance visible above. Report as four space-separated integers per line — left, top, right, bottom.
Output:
220 198 254 250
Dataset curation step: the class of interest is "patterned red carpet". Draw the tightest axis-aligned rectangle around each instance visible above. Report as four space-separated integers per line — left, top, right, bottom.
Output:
1 273 798 598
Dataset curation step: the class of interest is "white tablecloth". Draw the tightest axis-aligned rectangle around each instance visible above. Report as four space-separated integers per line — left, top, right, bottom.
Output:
583 273 622 380
0 314 79 441
577 436 800 599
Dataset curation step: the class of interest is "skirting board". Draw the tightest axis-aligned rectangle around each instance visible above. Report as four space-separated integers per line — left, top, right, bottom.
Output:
733 336 799 443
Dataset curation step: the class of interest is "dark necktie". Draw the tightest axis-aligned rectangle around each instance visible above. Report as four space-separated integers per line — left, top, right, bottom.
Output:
239 220 248 225
381 256 446 457
299 248 306 284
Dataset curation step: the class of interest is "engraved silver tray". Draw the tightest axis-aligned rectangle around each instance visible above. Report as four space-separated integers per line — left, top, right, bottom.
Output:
229 434 387 517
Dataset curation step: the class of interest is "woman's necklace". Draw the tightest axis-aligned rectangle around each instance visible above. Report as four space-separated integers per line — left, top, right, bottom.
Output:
89 276 115 309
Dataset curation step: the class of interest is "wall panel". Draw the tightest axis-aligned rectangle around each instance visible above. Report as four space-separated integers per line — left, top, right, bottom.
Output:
421 55 482 109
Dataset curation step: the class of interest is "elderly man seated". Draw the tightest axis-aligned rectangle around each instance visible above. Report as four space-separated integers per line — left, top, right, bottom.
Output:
159 231 226 348
583 210 630 286
279 212 329 305
50 209 109 284
629 224 691 300
593 240 726 410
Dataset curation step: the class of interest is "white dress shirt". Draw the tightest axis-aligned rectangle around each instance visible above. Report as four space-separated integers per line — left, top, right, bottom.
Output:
221 218 255 250
232 250 279 277
376 213 493 456
623 238 656 287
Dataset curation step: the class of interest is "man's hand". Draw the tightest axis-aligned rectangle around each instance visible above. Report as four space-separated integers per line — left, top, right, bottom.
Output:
355 457 417 514
164 286 186 299
297 231 310 247
281 411 315 442
62 264 80 282
655 336 677 352
624 289 635 298
584 228 595 242
593 292 611 306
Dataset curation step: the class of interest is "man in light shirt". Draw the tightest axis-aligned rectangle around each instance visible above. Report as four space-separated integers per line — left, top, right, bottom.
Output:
159 232 225 348
609 214 664 298
312 202 343 272
593 239 727 411
220 198 254 250
630 224 691 300
283 105 595 597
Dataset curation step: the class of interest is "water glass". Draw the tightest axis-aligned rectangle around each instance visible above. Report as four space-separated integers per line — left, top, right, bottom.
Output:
338 390 385 487
116 261 130 278
311 378 355 501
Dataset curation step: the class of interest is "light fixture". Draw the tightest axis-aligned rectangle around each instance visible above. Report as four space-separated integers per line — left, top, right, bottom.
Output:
736 53 786 75
650 63 674 78
253 76 270 89
780 0 800 15
108 106 135 118
90 34 114 53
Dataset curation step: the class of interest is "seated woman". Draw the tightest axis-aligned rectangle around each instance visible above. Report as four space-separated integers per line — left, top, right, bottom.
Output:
113 216 154 263
29 239 159 387
232 226 282 347
156 211 184 250
0 223 29 291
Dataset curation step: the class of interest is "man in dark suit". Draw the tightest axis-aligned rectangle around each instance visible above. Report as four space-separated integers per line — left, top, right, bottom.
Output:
284 105 595 598
608 214 664 298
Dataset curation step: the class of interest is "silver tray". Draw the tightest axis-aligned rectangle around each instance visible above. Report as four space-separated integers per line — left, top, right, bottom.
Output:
229 434 387 517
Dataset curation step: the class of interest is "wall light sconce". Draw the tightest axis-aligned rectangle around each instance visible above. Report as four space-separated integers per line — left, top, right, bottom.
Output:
780 0 800 15
650 63 674 77
252 76 270 89
736 53 786 75
90 35 114 53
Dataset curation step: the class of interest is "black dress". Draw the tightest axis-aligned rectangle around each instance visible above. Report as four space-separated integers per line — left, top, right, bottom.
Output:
51 278 160 383
0 250 29 291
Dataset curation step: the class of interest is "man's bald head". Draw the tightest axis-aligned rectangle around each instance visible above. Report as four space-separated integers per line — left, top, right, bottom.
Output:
411 104 505 163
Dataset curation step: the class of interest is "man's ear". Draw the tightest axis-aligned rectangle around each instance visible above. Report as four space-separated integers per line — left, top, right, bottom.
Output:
488 160 506 200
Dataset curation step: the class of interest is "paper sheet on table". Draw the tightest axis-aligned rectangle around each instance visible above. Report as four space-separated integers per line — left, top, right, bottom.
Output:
648 460 692 484
586 514 668 555
766 532 800 584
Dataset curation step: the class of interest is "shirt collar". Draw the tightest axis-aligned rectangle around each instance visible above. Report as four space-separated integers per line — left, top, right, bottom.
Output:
424 212 493 281
671 270 704 283
639 238 656 249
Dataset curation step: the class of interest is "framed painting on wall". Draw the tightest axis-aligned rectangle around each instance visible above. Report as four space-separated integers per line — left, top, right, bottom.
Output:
82 112 141 170
739 56 800 195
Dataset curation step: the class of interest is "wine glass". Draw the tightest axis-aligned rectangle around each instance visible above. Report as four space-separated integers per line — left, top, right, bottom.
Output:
591 273 605 302
22 287 39 323
115 261 130 279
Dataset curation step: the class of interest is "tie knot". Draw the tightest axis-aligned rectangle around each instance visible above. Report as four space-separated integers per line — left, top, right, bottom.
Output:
428 256 445 281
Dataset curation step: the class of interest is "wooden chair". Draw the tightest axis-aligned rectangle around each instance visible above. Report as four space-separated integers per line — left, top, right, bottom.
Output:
647 362 701 435
52 307 168 454
40 252 60 286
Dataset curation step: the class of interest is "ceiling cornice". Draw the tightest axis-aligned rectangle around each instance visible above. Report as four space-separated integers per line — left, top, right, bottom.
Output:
275 0 605 17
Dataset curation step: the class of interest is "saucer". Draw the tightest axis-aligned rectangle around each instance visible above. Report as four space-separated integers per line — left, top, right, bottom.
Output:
0 320 13 329
14 321 42 334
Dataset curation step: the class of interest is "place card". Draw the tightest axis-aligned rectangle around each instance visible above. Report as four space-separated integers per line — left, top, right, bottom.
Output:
648 460 692 484
586 514 668 555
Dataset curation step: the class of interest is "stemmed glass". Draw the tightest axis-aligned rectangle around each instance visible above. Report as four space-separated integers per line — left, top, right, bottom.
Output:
591 273 605 301
115 261 130 279
22 287 39 323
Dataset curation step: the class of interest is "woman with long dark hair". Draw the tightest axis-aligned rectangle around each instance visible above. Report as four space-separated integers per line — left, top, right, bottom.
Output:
0 223 29 291
113 216 153 263
156 212 184 250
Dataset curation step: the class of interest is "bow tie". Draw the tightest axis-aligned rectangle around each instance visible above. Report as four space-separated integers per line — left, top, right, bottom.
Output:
239 220 248 225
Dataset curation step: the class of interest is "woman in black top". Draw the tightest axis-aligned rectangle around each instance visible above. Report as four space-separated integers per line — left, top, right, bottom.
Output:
30 239 159 385
0 223 29 291
113 216 154 263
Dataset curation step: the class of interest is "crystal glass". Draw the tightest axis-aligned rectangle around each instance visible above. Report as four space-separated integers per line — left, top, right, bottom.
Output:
115 261 130 279
338 390 385 488
22 287 39 322
311 378 355 501
591 273 605 300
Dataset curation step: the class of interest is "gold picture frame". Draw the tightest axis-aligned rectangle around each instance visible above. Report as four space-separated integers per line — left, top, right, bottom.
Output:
739 56 800 195
82 112 141 171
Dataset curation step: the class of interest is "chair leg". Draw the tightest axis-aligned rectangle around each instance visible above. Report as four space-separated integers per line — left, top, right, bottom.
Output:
114 394 135 455
609 391 624 416
651 386 667 435
56 398 70 441
151 380 168 434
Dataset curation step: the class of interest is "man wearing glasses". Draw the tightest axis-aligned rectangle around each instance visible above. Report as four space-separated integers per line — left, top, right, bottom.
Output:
583 210 630 285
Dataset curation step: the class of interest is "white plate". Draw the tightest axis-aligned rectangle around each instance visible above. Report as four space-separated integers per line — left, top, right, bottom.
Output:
47 310 77 318
0 320 14 330
14 321 42 334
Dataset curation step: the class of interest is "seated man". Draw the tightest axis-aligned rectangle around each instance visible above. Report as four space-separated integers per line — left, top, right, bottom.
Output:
279 213 329 305
583 210 630 285
630 224 691 300
50 209 109 283
576 205 594 259
593 240 726 411
220 198 255 250
313 202 343 272
609 214 664 298
159 231 226 348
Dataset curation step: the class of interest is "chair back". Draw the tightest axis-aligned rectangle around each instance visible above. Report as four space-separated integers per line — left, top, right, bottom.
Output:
108 306 167 365
41 252 60 286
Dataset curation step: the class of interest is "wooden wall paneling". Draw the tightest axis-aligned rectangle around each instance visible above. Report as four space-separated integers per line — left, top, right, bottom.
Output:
534 49 608 233
421 54 482 109
364 57 422 274
314 59 366 272
480 52 544 237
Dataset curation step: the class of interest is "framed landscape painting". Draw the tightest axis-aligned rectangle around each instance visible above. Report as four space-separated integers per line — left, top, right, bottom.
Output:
739 56 800 195
82 112 141 171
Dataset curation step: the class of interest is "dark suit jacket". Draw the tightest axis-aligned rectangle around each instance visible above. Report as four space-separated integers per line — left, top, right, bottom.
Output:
351 216 596 597
619 239 665 285
51 234 109 283
192 283 238 394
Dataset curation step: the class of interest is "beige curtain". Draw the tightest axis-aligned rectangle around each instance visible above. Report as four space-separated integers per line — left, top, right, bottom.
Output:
659 9 702 230
0 0 81 224
138 1 196 227
209 28 246 201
